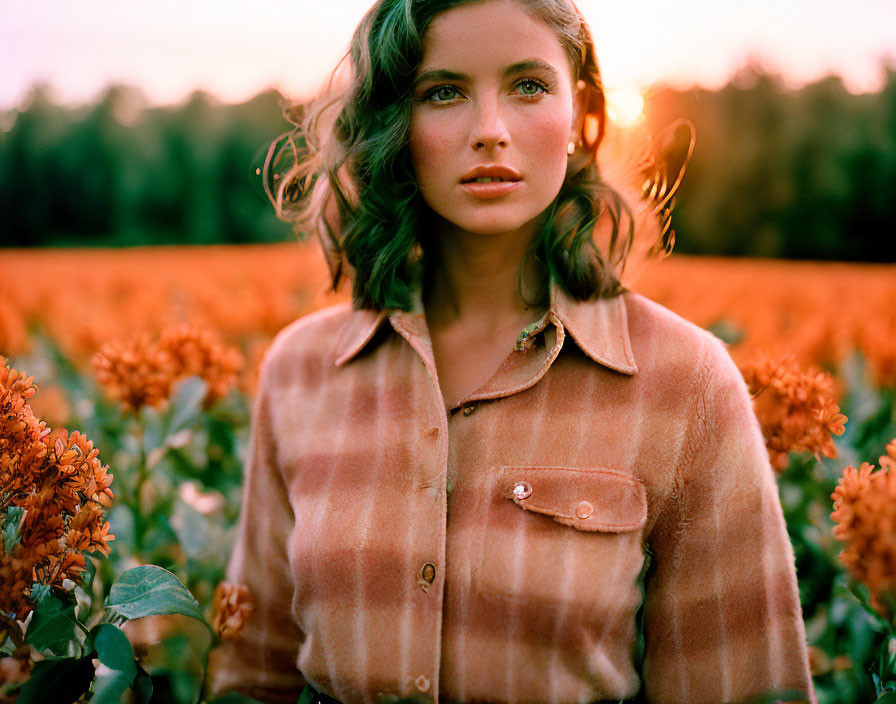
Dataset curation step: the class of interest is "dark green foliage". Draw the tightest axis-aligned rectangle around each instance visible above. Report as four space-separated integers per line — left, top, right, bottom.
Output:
0 85 295 247
6 565 216 703
24 595 88 657
3 62 893 261
16 657 96 704
775 356 896 703
644 63 896 262
91 623 139 704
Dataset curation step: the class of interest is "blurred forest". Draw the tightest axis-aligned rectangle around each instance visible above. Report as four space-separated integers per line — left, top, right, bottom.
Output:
1 63 895 260
644 64 896 262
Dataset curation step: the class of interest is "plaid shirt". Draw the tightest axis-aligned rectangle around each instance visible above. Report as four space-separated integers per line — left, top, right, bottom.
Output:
207 282 814 704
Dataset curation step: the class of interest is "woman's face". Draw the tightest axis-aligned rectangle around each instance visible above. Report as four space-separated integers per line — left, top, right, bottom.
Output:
409 0 580 240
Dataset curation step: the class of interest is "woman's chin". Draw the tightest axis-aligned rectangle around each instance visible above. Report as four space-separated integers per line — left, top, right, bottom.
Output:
438 212 544 239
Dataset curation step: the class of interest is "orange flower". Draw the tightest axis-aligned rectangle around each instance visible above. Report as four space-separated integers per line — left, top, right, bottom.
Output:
741 351 847 470
91 333 172 412
807 645 831 676
831 453 896 618
211 582 253 641
880 440 896 472
92 324 243 412
0 295 29 360
156 324 243 406
0 359 46 509
1 357 114 621
26 384 72 429
66 503 114 557
859 315 896 388
49 429 114 505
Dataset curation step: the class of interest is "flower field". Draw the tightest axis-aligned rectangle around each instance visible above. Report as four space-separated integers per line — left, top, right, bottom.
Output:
2 243 896 703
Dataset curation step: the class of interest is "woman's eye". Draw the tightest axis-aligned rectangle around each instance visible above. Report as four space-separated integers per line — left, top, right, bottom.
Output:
426 85 462 103
515 80 547 97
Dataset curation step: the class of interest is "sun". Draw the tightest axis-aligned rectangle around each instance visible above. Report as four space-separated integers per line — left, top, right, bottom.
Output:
605 86 645 128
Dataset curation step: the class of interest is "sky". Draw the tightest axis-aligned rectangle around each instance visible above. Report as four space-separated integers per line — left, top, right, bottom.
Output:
2 0 895 110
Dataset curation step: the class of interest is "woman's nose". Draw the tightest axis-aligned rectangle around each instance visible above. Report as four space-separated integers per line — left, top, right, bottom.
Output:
469 98 510 151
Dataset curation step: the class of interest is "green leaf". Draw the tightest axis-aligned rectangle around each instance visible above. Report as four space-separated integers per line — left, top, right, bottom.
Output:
847 580 892 631
109 503 135 549
92 623 136 673
105 565 208 625
133 668 154 704
2 506 25 552
171 499 226 561
141 405 166 454
707 319 745 345
875 693 896 703
82 554 98 590
90 623 138 704
28 582 52 604
297 687 317 704
145 377 206 468
168 376 207 434
24 594 87 656
16 656 95 704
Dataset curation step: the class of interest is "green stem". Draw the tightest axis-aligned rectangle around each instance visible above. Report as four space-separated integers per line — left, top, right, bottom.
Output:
132 421 148 561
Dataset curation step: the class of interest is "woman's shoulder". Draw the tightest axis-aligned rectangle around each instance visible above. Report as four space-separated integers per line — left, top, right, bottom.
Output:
621 290 741 385
259 302 356 376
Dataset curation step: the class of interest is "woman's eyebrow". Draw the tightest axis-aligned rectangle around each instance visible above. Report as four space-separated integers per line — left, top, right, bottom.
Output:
502 59 559 80
412 69 470 89
413 60 559 89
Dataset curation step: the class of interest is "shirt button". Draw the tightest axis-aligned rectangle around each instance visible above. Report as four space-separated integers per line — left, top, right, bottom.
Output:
512 481 533 500
575 500 594 519
414 675 431 692
417 562 436 592
462 404 476 416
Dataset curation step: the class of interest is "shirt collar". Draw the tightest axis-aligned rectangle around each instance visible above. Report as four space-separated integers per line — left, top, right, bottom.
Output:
332 280 638 376
548 282 638 375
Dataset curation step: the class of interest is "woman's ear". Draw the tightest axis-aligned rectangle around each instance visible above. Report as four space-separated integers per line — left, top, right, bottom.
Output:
570 80 589 147
573 80 605 150
567 80 605 176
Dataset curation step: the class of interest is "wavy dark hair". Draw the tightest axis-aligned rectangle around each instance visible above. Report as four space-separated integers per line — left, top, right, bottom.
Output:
267 0 665 311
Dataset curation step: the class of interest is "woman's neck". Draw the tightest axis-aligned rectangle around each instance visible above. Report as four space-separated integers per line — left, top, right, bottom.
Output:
422 219 545 333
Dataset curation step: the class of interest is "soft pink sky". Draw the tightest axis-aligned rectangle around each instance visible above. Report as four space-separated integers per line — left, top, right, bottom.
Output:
3 0 894 109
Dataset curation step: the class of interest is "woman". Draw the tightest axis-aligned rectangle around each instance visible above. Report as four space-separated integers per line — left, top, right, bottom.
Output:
208 1 814 702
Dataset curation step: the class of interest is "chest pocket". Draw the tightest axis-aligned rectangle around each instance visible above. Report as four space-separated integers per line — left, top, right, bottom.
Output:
501 466 646 531
472 466 648 625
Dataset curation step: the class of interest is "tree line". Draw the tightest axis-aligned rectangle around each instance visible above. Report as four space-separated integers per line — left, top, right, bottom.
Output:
1 65 894 261
645 64 896 261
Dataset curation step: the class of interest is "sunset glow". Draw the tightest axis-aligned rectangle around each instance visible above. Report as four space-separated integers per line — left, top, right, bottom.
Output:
1 0 894 108
605 87 645 128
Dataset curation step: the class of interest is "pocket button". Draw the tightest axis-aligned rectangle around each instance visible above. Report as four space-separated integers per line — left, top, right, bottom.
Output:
512 481 533 499
575 500 594 519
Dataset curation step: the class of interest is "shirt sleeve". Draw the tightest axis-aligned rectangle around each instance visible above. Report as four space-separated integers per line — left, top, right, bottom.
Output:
641 338 815 704
204 355 307 704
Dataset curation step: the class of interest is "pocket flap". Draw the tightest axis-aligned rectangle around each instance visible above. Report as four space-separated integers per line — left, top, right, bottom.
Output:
499 466 647 532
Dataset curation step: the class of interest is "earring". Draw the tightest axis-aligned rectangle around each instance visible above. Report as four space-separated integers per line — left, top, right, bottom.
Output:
567 140 576 156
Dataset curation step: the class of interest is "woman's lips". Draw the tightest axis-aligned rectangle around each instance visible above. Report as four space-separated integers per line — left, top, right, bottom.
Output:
459 179 523 199
459 165 523 198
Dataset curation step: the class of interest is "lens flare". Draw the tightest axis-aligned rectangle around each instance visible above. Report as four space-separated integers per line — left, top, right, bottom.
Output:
606 87 645 127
